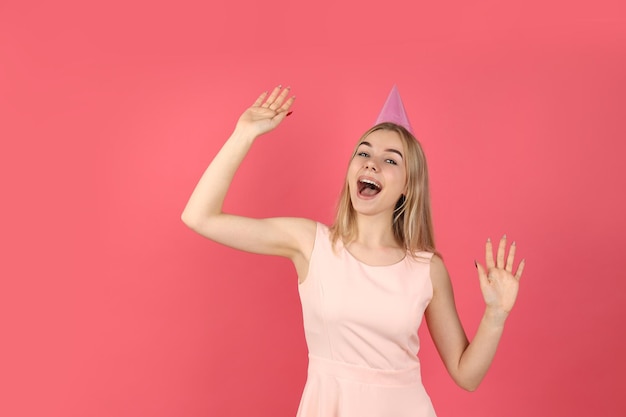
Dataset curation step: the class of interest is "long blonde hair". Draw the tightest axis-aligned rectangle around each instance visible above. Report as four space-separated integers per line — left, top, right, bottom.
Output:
329 122 437 255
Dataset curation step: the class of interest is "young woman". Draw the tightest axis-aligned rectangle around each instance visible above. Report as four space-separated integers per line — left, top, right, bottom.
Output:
181 85 525 417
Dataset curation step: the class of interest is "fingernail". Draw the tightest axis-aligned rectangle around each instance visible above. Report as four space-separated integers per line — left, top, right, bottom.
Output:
487 238 491 243
503 234 507 239
512 241 516 246
286 86 291 90
286 111 293 117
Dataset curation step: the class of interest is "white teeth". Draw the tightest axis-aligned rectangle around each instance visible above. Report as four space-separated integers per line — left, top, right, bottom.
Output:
359 179 381 189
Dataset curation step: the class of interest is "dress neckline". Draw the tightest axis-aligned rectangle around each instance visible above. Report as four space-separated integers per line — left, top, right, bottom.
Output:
342 244 407 268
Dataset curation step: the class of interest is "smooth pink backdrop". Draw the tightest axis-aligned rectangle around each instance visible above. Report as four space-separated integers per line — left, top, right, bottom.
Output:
2 0 625 416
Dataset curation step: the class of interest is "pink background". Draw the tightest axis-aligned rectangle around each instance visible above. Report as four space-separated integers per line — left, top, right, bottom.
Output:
2 0 625 416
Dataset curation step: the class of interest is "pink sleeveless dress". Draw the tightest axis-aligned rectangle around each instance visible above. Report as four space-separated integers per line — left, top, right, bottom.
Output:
296 223 437 417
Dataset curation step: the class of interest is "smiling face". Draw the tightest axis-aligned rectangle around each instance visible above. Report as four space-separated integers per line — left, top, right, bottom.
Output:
347 129 407 218
330 122 436 253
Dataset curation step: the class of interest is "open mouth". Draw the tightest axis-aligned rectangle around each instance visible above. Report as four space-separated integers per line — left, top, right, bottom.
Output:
357 177 382 197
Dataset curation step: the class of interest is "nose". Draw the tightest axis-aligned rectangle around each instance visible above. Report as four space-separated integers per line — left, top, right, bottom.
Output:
365 158 378 172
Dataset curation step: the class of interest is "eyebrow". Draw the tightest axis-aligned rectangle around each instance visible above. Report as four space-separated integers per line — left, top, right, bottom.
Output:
358 141 404 159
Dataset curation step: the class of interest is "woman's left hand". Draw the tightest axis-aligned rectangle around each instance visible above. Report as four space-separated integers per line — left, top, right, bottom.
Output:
475 235 525 315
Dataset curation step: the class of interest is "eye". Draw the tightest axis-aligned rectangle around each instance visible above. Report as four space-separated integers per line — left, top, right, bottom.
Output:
357 151 369 158
385 159 398 165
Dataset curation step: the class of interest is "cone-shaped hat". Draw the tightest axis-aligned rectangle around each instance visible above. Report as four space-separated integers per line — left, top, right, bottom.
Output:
375 85 413 133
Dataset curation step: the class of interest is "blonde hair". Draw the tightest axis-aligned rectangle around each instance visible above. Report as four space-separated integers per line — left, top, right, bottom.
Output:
329 122 437 256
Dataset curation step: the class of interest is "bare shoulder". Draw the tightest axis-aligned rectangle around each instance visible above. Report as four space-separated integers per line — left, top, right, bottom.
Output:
272 218 316 282
246 216 318 262
268 217 317 257
429 254 452 294
425 254 462 334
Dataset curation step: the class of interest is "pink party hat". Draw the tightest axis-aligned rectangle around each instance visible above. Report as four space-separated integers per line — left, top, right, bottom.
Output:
375 85 414 133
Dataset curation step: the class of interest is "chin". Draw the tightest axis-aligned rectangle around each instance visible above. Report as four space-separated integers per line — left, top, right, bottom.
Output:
350 196 394 218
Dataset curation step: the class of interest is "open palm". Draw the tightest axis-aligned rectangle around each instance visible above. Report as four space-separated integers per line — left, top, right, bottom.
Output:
476 235 525 313
236 85 295 137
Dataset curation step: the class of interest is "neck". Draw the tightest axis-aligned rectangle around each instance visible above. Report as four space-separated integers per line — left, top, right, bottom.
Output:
354 212 399 248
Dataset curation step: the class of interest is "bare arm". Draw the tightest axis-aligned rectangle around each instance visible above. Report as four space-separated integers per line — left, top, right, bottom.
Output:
181 86 315 262
425 236 525 391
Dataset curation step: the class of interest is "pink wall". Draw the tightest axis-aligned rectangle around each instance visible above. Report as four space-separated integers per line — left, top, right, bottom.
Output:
2 0 625 416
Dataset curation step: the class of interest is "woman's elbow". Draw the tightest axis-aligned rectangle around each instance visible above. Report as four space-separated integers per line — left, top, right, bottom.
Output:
181 211 201 231
450 373 482 392
459 382 479 392
451 374 481 392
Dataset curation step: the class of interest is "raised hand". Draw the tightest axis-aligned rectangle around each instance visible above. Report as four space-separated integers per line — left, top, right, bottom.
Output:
475 235 525 315
235 85 295 137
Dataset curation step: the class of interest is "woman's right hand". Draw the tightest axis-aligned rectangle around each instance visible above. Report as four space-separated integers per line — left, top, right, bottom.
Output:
234 85 295 138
